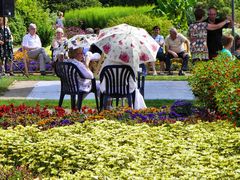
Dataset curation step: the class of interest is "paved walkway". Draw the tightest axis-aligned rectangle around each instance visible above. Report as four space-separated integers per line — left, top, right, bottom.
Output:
0 80 195 100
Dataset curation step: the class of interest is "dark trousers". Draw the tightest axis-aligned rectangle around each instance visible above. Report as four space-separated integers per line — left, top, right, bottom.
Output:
165 51 189 71
156 47 165 61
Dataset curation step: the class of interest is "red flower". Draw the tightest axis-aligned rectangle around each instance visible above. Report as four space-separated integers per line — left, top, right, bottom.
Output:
139 53 149 61
151 44 158 52
98 32 105 39
102 44 111 54
119 52 130 63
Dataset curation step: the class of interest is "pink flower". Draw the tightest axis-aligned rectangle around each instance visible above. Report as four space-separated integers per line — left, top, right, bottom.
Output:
119 40 123 45
102 44 111 54
119 52 130 63
151 44 158 52
139 53 149 61
111 34 116 38
98 32 105 39
131 43 135 48
140 41 144 45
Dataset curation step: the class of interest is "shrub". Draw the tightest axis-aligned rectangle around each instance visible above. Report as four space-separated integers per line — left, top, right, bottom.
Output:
189 54 240 125
107 14 173 37
0 120 239 178
64 6 154 29
9 0 54 46
8 13 26 45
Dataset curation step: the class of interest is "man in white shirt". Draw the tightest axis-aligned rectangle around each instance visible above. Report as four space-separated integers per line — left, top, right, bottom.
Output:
165 28 190 75
22 23 51 75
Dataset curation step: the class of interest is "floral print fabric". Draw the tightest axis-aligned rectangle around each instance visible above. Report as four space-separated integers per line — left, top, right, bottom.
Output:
188 22 209 60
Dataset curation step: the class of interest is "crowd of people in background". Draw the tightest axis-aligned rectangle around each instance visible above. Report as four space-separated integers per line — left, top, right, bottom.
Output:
0 6 239 77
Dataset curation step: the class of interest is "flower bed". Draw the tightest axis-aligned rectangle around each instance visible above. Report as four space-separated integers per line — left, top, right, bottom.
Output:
0 120 239 179
0 101 227 130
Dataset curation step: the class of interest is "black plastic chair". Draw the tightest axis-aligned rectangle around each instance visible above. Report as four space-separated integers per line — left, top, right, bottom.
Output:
138 64 146 98
55 62 99 112
99 65 136 111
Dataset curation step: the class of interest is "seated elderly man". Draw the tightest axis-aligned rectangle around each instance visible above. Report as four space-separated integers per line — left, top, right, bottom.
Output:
165 28 190 75
22 23 51 75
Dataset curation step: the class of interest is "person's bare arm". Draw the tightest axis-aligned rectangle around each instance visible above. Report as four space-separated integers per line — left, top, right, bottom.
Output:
207 19 230 30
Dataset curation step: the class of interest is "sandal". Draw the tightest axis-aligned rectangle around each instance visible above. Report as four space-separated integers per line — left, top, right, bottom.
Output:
9 72 15 76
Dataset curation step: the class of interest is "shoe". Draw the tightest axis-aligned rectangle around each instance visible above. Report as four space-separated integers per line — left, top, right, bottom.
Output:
9 72 14 76
178 70 185 76
40 71 46 76
167 71 173 75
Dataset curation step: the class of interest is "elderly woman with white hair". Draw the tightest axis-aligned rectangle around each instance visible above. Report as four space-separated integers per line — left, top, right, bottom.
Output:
51 27 67 61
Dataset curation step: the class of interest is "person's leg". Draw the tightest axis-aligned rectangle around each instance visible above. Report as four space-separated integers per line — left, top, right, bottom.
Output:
178 52 189 71
157 49 166 74
149 62 157 75
40 47 51 64
27 48 41 60
165 53 173 75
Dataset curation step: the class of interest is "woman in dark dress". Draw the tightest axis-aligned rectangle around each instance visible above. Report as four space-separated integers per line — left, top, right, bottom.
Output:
0 17 14 75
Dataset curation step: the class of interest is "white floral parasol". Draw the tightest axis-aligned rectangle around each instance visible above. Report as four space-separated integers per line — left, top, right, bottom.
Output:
95 24 159 72
67 34 98 49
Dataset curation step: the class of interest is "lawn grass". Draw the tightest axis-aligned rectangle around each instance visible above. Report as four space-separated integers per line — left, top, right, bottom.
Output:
0 99 178 109
0 74 192 108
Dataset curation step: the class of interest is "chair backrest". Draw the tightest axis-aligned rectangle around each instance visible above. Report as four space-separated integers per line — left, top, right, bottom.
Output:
55 62 87 94
100 65 136 97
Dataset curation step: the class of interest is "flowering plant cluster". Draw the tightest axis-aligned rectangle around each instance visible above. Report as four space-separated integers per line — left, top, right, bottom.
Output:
10 48 53 72
64 26 86 38
0 100 227 130
189 54 240 126
0 104 96 130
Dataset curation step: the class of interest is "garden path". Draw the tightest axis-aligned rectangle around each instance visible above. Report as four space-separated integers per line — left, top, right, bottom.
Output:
0 80 195 100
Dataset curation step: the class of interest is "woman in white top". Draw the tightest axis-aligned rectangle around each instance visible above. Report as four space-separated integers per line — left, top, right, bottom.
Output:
51 27 67 61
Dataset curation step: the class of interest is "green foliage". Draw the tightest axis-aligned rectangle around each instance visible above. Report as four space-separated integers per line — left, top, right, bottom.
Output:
189 55 240 125
0 120 239 178
108 14 173 37
99 0 155 6
8 0 54 46
64 6 154 28
8 13 26 45
151 0 197 30
39 0 102 12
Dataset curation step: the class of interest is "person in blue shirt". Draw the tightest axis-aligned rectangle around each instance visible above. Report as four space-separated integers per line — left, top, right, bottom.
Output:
55 11 64 29
149 26 165 75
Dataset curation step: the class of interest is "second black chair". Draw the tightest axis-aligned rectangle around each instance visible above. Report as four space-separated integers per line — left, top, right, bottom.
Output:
99 65 136 111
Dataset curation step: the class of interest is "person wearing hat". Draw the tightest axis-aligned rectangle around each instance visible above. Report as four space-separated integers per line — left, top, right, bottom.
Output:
64 43 99 95
22 23 51 75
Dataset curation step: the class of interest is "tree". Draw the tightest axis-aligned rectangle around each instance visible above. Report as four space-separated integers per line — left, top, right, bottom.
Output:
151 0 197 30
